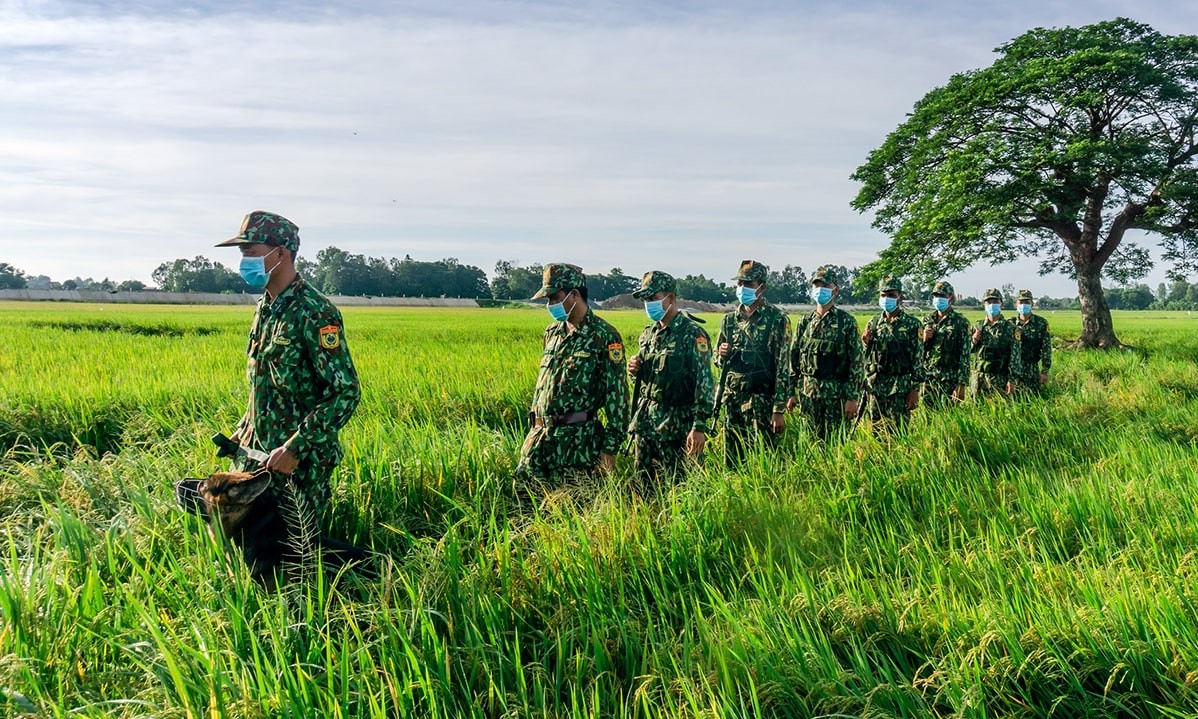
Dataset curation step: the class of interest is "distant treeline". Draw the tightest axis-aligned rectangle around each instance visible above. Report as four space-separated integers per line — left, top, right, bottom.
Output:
2 258 1197 309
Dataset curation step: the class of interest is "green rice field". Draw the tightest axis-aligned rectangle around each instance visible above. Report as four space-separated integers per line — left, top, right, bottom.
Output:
1 301 1197 718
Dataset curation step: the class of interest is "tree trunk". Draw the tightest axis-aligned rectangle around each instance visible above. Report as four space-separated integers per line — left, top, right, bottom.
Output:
1075 264 1120 348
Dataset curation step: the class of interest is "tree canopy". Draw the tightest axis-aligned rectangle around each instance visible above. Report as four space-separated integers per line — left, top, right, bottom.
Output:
852 18 1198 347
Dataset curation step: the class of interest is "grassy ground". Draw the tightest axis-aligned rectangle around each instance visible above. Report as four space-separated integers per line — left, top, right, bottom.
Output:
1 302 1197 718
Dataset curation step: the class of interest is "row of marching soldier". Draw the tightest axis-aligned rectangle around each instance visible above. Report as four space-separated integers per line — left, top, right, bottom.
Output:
516 260 1052 492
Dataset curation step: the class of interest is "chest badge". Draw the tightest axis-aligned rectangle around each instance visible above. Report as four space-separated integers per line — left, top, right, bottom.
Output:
319 324 341 350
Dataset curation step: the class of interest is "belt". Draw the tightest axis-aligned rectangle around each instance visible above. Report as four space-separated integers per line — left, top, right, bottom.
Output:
534 410 594 428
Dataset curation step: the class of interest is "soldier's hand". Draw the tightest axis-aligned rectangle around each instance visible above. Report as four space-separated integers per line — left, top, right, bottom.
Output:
1039 373 1049 386
786 396 797 412
770 412 785 434
718 342 731 358
264 446 299 475
905 388 919 412
844 399 859 421
685 430 706 456
597 453 616 475
627 356 641 376
862 328 873 344
1004 382 1014 396
922 327 935 342
972 328 982 344
952 385 966 402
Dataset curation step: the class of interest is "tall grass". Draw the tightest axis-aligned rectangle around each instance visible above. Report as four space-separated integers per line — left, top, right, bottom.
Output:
1 302 1196 717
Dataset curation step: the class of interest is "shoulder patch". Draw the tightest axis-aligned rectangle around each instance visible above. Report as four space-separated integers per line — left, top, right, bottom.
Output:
696 335 709 354
319 324 341 350
607 342 624 362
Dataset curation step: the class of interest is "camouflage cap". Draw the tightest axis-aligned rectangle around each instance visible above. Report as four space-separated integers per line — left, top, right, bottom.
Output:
1016 289 1035 302
982 288 1003 301
632 270 677 300
732 259 769 283
877 275 903 294
810 265 844 286
531 263 586 300
216 211 300 253
931 280 955 296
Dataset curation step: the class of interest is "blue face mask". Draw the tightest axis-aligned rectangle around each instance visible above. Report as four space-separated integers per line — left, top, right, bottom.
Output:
737 286 758 306
645 298 669 322
547 293 573 322
985 302 1002 317
1017 304 1032 316
932 296 950 312
812 286 833 305
879 296 898 313
239 249 280 289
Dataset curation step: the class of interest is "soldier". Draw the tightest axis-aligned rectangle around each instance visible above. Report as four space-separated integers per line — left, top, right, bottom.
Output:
786 266 864 441
715 260 791 466
920 280 971 407
627 271 714 489
971 288 1022 398
861 275 923 425
517 263 629 487
1012 289 1052 394
216 210 361 520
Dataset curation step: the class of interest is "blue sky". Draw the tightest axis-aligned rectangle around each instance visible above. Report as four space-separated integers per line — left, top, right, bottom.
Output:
2 0 1196 296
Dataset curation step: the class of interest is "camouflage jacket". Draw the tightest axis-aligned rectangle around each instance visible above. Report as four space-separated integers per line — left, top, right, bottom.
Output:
632 313 715 436
715 301 792 413
972 317 1023 378
863 310 924 396
235 278 361 463
1014 313 1052 378
921 308 971 386
789 306 864 401
530 309 630 455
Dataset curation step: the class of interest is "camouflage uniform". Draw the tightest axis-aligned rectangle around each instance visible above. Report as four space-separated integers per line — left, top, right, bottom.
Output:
971 288 1023 398
1012 289 1052 394
862 275 923 424
716 261 791 465
517 264 629 485
921 280 971 407
789 266 864 441
219 211 361 519
629 271 715 488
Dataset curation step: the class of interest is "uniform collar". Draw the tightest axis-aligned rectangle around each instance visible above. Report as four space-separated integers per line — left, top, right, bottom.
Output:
265 276 304 307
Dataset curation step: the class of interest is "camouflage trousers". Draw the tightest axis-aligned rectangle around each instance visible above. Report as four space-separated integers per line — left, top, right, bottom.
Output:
921 378 962 408
797 392 850 442
721 393 779 467
516 419 604 488
1013 374 1045 396
633 432 692 494
971 372 1012 399
232 455 333 521
863 391 912 426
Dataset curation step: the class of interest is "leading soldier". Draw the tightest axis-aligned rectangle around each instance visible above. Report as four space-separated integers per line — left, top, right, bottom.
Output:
715 260 791 466
861 275 923 425
1012 289 1052 394
216 211 361 520
920 280 971 407
627 271 714 489
787 266 864 441
971 288 1022 398
517 263 629 487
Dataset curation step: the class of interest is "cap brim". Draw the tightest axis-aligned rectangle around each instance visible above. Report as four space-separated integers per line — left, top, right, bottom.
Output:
214 236 251 247
530 286 551 300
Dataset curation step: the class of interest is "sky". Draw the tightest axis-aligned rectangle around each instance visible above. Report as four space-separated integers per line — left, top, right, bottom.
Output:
2 0 1196 297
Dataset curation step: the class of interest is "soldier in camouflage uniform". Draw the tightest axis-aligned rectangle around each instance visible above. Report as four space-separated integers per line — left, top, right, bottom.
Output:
1012 289 1052 394
517 263 629 487
716 260 791 466
971 288 1022 398
787 266 864 441
627 271 714 489
920 280 971 407
861 275 923 425
217 211 361 520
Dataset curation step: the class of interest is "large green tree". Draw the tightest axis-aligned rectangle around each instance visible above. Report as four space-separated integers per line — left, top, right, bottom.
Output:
852 18 1198 347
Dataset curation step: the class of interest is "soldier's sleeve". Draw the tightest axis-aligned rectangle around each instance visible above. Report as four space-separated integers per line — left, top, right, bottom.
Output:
1041 320 1052 372
1008 323 1023 379
908 318 926 384
771 312 792 412
283 305 362 459
597 328 629 455
971 320 983 353
844 314 864 400
714 314 732 369
954 317 971 386
690 327 715 434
